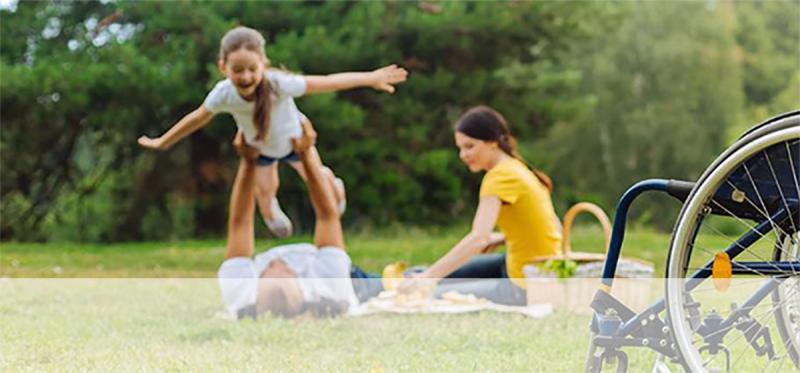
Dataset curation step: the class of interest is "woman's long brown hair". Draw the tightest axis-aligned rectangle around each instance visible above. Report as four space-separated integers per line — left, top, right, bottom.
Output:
455 105 553 192
219 26 272 141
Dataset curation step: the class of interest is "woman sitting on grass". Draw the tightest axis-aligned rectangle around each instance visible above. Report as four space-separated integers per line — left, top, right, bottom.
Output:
398 105 562 305
218 117 378 319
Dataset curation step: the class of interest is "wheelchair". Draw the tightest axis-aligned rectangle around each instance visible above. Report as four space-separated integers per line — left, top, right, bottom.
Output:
585 110 799 372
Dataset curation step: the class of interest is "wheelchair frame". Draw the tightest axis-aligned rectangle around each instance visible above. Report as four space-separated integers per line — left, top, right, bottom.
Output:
585 111 800 372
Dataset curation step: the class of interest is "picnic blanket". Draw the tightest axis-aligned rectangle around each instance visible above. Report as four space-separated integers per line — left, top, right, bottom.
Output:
347 290 553 319
214 291 553 320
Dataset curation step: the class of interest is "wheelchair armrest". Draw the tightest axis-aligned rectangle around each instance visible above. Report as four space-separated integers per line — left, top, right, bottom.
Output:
666 179 695 203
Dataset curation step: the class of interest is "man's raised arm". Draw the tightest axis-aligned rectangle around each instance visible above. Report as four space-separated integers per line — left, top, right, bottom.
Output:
292 119 345 249
224 131 260 259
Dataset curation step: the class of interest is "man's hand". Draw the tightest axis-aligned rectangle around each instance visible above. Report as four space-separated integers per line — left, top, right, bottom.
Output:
291 116 317 155
232 130 260 161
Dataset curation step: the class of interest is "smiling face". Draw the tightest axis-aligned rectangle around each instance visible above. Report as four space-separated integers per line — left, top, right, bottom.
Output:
454 131 500 172
219 48 266 100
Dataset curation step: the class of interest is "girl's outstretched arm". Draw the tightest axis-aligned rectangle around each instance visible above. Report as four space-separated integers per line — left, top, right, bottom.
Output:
303 64 408 94
138 106 215 150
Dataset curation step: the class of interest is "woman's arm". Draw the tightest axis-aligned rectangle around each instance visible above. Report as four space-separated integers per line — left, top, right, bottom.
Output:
303 64 408 95
397 196 502 295
138 106 215 150
481 231 506 253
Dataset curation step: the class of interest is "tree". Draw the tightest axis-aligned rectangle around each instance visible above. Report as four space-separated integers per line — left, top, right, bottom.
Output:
543 1 744 227
1 1 599 241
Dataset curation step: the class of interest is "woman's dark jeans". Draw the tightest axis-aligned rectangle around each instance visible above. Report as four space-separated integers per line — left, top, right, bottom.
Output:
435 253 527 306
350 254 527 306
350 265 383 303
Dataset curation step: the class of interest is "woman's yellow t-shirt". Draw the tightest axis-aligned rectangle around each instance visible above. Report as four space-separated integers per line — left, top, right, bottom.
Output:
479 158 562 288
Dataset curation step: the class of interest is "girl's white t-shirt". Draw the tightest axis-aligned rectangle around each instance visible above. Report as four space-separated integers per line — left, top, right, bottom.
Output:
203 70 306 158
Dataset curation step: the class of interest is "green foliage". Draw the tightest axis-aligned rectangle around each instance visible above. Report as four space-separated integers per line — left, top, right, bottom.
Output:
543 2 755 228
730 1 800 140
1 1 797 241
541 259 578 279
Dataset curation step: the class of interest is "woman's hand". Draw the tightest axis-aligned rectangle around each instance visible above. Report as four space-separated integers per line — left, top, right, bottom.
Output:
232 130 260 161
397 273 436 296
370 64 408 94
137 136 168 151
397 275 419 294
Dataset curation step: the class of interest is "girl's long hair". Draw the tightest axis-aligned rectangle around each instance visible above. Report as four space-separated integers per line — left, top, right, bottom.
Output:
455 105 553 192
219 26 272 141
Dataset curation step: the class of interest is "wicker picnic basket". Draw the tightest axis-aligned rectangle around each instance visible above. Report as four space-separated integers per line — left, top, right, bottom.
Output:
525 202 654 314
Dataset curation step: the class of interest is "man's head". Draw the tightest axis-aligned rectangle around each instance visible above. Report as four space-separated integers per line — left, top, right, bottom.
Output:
251 259 351 319
255 259 305 318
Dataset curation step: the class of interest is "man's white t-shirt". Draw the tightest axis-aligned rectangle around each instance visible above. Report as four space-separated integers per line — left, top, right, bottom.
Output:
203 70 306 158
217 243 358 317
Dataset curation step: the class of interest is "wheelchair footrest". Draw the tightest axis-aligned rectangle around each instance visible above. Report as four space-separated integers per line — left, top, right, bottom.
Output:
590 288 636 322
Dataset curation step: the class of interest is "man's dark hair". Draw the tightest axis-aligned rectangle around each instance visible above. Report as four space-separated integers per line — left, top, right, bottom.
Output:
260 287 297 318
252 287 349 319
237 304 257 320
302 297 349 318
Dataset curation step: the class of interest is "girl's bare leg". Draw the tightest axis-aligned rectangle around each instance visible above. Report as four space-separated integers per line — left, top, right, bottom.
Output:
254 163 293 237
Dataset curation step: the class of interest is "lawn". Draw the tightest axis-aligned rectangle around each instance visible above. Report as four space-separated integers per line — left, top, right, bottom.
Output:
1 226 681 371
0 225 672 277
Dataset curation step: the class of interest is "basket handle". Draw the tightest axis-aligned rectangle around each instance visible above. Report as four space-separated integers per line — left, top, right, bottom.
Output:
561 202 612 257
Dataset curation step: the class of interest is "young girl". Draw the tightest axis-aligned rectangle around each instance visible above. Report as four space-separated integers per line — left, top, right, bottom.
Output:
138 26 407 237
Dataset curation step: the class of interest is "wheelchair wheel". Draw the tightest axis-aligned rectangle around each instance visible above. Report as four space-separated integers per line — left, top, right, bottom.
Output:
773 231 800 367
666 115 800 372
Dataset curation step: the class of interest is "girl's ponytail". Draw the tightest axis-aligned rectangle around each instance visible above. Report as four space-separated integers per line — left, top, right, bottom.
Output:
253 78 272 141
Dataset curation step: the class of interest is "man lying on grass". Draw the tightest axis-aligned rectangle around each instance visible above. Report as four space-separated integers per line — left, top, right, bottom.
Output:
219 118 378 319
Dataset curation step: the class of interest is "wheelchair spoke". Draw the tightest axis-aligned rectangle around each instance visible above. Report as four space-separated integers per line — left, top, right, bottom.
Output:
684 255 800 371
686 236 800 366
773 295 800 372
785 142 800 209
678 202 791 281
709 198 797 270
739 285 800 371
724 177 792 242
690 284 797 370
727 298 782 369
666 125 800 372
765 150 798 236
702 222 789 276
684 276 768 293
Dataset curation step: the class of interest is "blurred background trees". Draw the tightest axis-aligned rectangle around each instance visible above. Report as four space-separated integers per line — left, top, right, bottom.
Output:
1 0 797 242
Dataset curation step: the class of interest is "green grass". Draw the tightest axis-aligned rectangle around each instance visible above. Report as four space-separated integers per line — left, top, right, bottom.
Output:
0 225 672 277
0 226 681 371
